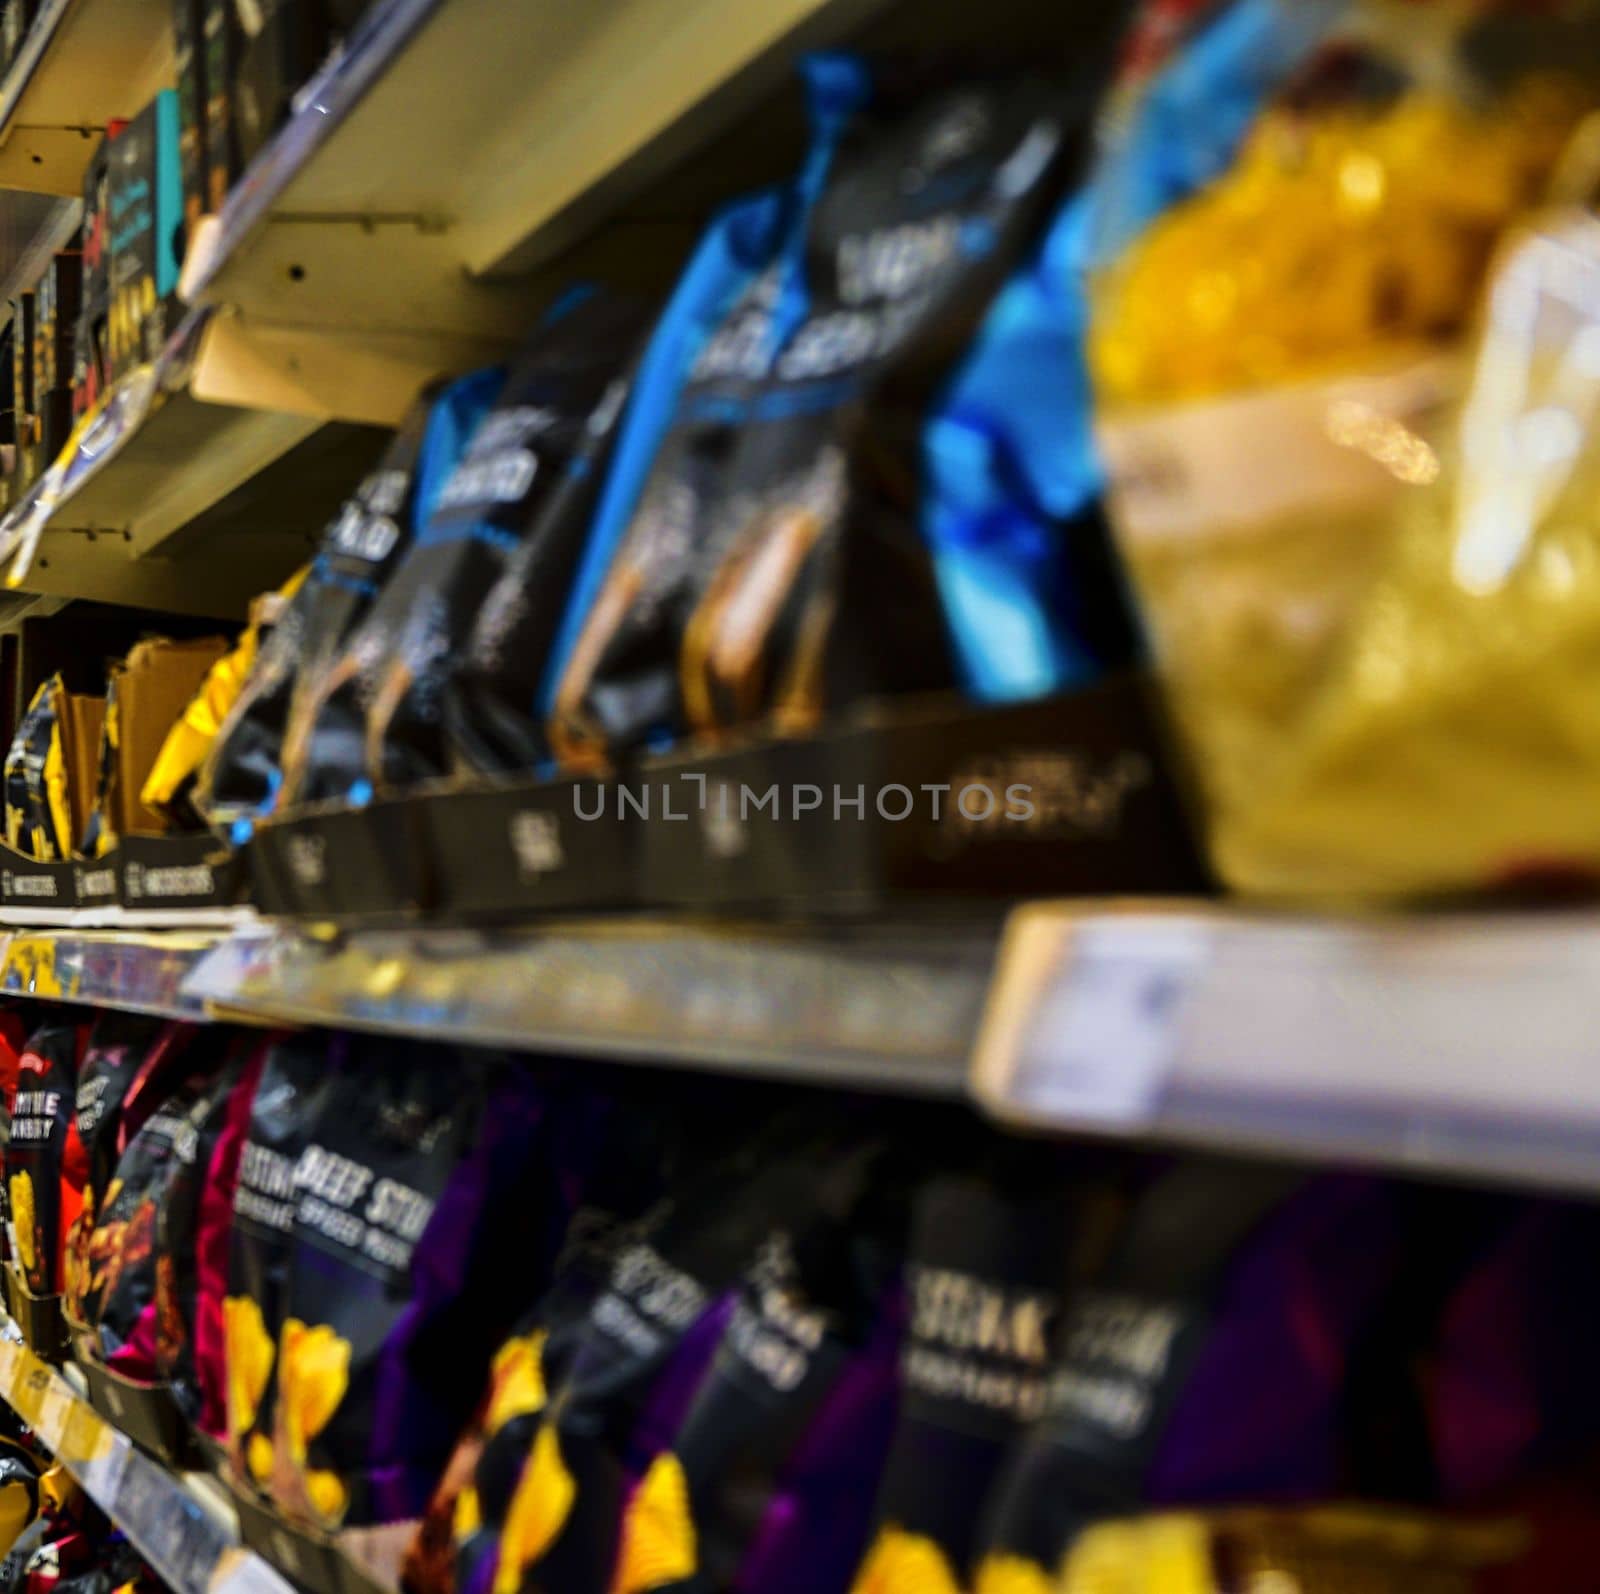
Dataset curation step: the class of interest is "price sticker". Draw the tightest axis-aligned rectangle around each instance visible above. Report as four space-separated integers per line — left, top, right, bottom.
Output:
1009 920 1211 1125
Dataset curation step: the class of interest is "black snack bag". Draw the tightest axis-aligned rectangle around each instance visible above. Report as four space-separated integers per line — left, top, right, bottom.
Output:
441 295 648 778
173 0 209 246
501 1121 874 1594
356 289 648 791
4 1015 88 1297
203 398 432 827
611 1179 903 1594
82 1028 236 1373
233 0 333 168
203 0 242 211
3 677 63 861
407 1093 679 1594
278 369 501 807
973 1166 1426 1590
71 1013 178 1206
549 72 1098 769
63 1013 183 1315
848 1164 1083 1592
154 1041 261 1424
270 1040 552 1556
223 1031 339 1492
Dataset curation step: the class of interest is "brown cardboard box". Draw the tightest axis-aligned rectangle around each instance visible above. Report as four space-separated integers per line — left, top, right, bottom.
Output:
57 688 105 854
104 635 228 839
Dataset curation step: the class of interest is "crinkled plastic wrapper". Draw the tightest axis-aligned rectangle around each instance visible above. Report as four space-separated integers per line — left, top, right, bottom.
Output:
1217 201 1600 897
1087 0 1600 897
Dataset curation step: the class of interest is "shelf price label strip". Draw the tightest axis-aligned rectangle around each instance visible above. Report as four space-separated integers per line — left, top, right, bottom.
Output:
972 909 1212 1129
0 1326 292 1594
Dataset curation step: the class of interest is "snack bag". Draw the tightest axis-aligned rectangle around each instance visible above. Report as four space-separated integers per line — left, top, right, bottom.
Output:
1212 149 1600 896
351 289 650 792
202 404 430 831
154 1039 266 1429
609 1191 902 1594
553 63 1117 766
278 370 504 807
846 1168 1080 1594
270 1045 553 1591
492 1121 863 1594
1085 0 1598 890
527 53 871 773
81 1030 237 1377
62 1013 185 1317
972 1167 1408 1592
0 1443 38 1560
141 602 275 831
224 1032 342 1491
5 1015 90 1297
4 678 72 862
407 1093 678 1594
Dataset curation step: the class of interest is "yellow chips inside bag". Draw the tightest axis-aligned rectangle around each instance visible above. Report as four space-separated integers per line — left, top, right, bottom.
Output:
1090 40 1597 895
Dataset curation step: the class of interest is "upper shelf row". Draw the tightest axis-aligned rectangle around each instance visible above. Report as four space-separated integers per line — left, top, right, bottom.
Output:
1 0 883 426
0 0 891 613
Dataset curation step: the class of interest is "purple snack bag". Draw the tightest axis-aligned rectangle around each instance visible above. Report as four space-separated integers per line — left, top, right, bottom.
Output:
272 1038 554 1591
973 1164 1405 1589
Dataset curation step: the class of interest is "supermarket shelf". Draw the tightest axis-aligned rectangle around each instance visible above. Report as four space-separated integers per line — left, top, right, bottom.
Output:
0 927 230 1018
974 903 1600 1195
0 313 388 618
181 918 992 1093
0 0 172 194
12 903 1600 1192
0 1324 292 1594
180 0 889 424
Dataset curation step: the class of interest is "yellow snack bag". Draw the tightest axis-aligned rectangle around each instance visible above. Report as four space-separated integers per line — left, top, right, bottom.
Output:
1221 185 1600 897
1089 7 1596 889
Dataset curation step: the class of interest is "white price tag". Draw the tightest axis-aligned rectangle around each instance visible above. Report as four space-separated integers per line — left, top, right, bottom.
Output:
1011 921 1210 1124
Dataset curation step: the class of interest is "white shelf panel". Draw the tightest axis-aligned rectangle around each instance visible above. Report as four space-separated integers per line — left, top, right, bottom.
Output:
974 903 1600 1192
